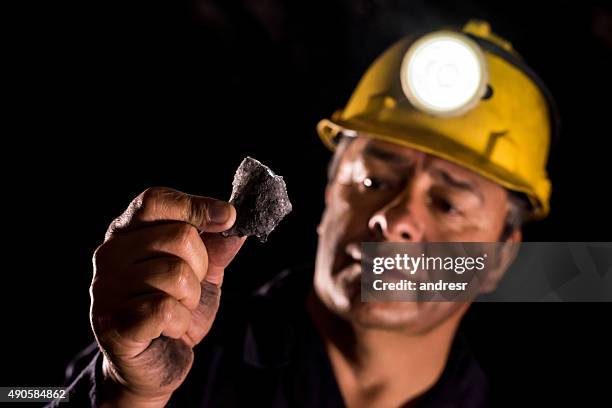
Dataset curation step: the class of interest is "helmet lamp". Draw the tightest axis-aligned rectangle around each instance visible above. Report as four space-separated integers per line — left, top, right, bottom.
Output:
400 31 488 116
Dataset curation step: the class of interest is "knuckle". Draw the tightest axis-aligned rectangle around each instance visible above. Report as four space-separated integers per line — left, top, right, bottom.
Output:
91 310 114 344
167 260 192 297
141 187 185 219
155 296 178 325
89 275 103 298
173 222 199 248
105 216 127 241
140 186 164 205
138 187 164 218
187 196 207 226
92 243 111 271
104 187 167 239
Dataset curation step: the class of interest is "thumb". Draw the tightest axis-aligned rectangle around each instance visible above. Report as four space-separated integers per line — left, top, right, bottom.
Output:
200 233 247 286
184 233 246 346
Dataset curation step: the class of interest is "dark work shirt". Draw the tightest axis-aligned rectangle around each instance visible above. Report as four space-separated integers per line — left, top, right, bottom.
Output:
46 266 489 407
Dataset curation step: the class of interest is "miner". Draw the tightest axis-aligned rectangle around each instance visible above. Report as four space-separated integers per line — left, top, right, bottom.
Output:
49 20 556 407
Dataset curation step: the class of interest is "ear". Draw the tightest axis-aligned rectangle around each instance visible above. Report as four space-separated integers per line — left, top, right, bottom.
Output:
479 228 522 293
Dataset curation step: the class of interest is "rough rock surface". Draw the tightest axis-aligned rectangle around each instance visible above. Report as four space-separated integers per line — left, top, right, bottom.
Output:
222 157 292 242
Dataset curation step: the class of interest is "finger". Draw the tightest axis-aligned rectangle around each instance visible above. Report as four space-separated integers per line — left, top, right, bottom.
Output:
121 257 203 311
112 293 192 354
184 280 222 345
181 233 245 345
106 187 236 240
99 222 209 281
200 233 246 285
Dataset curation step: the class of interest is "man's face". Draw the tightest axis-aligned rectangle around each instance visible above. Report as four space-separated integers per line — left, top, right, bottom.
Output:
314 136 515 333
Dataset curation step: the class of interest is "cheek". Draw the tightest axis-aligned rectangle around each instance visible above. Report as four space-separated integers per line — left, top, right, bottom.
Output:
338 183 399 218
471 200 508 239
429 222 498 242
317 188 350 246
469 188 509 238
318 184 379 244
434 207 506 241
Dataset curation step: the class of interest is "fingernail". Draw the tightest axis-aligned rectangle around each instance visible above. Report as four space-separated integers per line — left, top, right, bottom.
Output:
209 201 230 224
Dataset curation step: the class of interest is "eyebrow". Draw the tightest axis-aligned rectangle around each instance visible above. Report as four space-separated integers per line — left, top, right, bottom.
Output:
363 144 411 166
430 168 484 203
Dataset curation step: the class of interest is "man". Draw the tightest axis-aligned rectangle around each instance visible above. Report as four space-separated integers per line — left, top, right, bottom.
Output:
50 20 556 407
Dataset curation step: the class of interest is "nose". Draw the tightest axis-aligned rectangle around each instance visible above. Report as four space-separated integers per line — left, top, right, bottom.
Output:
368 190 424 242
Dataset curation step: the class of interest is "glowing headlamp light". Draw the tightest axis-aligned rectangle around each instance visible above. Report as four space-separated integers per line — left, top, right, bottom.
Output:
400 31 488 117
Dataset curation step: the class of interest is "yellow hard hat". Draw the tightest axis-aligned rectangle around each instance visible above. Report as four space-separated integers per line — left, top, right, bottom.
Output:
317 20 559 219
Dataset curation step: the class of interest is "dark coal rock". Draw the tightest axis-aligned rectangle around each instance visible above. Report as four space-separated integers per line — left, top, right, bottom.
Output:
222 157 292 242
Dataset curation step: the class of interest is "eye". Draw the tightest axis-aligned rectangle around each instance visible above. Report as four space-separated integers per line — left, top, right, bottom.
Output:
362 177 387 190
431 194 460 215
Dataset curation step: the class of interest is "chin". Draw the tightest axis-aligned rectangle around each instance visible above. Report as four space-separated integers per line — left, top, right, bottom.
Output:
315 264 468 334
344 295 468 335
346 300 425 330
319 272 431 332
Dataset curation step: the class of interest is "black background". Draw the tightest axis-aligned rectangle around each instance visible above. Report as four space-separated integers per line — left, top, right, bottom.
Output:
2 0 611 406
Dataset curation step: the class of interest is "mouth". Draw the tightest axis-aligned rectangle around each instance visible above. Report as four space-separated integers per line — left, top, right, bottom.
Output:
342 261 362 280
339 262 362 301
345 242 362 262
345 242 430 285
345 242 378 265
333 243 363 291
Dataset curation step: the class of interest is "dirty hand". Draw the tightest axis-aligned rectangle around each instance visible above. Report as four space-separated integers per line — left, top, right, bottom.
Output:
90 187 245 407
